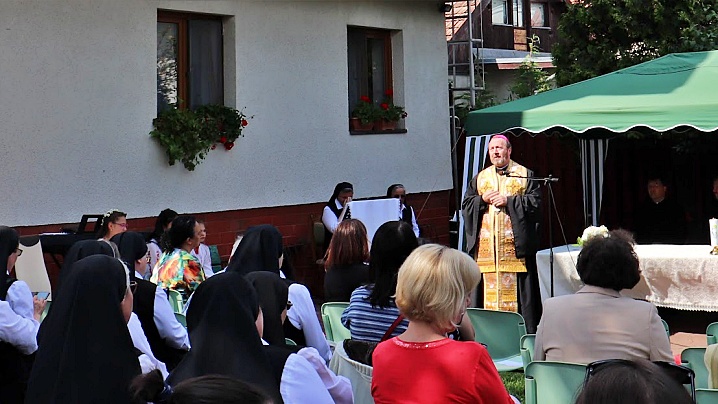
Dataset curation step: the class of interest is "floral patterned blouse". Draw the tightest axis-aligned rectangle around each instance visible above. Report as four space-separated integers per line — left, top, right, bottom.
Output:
150 248 205 295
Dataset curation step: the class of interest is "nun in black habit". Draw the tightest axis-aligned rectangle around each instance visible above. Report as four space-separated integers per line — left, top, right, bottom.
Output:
225 224 284 276
168 272 351 404
322 182 354 250
55 239 114 297
0 226 41 404
112 231 189 371
25 255 140 404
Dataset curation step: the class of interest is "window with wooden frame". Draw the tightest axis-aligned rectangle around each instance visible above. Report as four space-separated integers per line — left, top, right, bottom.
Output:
491 0 525 27
157 11 224 113
347 27 393 117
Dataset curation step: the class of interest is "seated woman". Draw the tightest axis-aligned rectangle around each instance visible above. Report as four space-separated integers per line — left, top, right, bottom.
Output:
112 231 190 370
55 239 114 295
146 208 178 279
0 226 44 403
96 209 127 257
322 182 354 251
341 221 417 341
371 244 514 404
151 216 206 297
167 272 352 404
387 184 420 238
324 219 370 302
26 255 140 403
534 230 673 363
132 370 271 404
576 359 692 404
228 225 332 362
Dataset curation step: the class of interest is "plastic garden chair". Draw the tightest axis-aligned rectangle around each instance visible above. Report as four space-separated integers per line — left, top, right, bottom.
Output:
524 361 586 404
329 340 374 404
662 318 670 337
682 347 709 389
520 333 536 371
167 289 184 314
697 388 718 404
466 308 526 371
209 244 222 274
321 302 350 343
707 322 718 345
174 312 187 328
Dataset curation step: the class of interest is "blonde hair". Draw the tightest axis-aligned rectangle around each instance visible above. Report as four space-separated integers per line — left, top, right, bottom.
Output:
395 244 480 332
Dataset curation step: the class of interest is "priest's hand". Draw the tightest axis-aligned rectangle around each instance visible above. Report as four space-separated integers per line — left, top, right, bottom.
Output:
482 190 498 204
490 194 507 207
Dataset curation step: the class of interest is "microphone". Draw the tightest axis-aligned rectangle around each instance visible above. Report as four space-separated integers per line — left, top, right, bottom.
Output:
498 169 510 176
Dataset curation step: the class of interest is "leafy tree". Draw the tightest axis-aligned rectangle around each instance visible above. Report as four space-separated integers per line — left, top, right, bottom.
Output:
509 35 553 99
553 0 718 86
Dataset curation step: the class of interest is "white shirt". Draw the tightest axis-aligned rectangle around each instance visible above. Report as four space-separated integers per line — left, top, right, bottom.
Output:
287 283 332 363
321 200 345 234
127 312 169 378
134 271 190 350
147 240 162 278
0 280 39 355
280 347 353 404
191 243 214 278
401 204 421 238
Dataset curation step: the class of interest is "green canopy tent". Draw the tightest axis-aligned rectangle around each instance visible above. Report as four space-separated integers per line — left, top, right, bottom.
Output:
458 51 718 252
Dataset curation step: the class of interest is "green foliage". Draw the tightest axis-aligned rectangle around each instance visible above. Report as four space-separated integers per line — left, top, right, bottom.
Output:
352 96 380 124
509 36 553 99
553 0 718 86
453 88 497 126
378 100 407 122
500 372 524 403
150 104 250 171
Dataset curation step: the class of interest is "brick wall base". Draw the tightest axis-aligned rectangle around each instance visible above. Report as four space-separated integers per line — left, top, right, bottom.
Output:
15 189 452 298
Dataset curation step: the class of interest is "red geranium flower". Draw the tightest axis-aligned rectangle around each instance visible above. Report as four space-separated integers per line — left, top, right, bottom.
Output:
360 95 371 103
385 89 393 96
211 144 217 150
241 119 248 127
380 103 389 110
219 136 228 143
224 141 235 150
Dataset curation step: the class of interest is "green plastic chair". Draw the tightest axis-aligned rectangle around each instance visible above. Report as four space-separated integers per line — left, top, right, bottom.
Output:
321 302 351 343
209 244 222 274
520 333 536 371
285 338 297 346
174 312 187 328
466 308 526 371
167 289 184 314
682 347 709 389
524 361 587 404
707 322 718 345
40 301 51 323
697 388 718 404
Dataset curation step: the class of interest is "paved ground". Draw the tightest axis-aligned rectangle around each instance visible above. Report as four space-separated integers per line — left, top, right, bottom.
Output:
660 308 718 359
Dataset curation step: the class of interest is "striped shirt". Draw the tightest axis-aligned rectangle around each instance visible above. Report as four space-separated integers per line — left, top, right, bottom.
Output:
341 286 408 342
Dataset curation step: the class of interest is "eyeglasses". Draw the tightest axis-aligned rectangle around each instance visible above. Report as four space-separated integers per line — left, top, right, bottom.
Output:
113 222 128 228
15 248 22 257
286 301 293 311
129 281 138 294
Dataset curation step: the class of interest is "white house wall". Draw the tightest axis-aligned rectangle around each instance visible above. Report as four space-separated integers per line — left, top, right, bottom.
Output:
1 0 451 226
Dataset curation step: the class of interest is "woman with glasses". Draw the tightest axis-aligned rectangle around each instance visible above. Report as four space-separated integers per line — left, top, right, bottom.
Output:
26 255 140 403
534 230 673 364
96 209 128 257
387 184 420 238
113 231 190 370
0 226 45 403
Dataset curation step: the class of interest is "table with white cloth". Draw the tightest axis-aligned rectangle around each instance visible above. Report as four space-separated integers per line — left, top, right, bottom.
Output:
536 244 718 311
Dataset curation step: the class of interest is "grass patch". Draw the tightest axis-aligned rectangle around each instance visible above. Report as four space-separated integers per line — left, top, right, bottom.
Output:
500 371 524 403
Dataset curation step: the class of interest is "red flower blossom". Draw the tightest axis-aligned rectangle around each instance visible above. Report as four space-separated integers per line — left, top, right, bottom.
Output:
380 103 389 110
385 89 393 96
224 141 235 150
360 95 371 103
241 119 248 127
211 144 217 150
219 136 228 143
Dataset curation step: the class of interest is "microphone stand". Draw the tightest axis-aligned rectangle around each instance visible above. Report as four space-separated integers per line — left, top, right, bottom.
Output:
504 172 559 297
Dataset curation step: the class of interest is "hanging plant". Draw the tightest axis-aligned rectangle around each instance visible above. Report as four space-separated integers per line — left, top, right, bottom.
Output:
151 104 251 171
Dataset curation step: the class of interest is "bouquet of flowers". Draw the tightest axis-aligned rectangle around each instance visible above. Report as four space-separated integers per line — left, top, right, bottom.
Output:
577 225 609 246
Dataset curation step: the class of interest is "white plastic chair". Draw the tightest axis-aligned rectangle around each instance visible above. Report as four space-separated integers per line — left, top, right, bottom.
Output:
329 340 374 404
15 236 52 301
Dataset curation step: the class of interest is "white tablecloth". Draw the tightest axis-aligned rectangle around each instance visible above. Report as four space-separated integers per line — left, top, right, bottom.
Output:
536 244 718 311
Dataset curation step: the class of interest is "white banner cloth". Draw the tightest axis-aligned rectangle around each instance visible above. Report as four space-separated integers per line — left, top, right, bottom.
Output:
347 199 400 242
